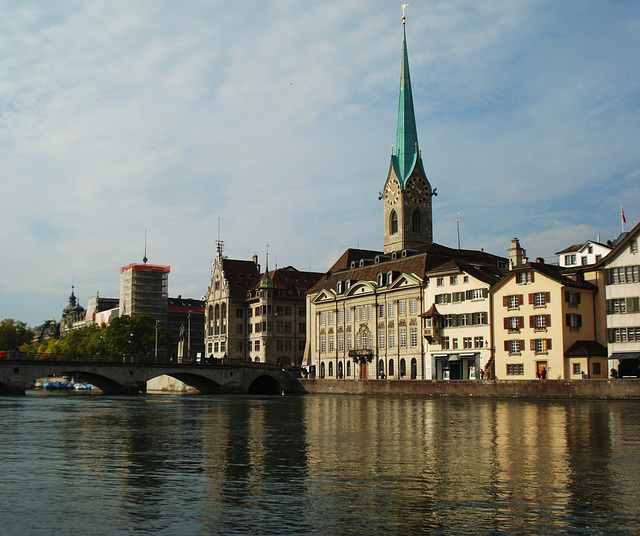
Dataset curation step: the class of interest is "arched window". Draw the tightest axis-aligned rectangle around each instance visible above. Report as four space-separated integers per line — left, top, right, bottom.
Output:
320 362 326 379
411 358 418 380
389 359 395 377
208 305 214 336
390 211 398 234
338 361 343 379
214 304 220 335
412 210 421 233
400 358 407 378
328 362 334 377
221 303 227 333
378 359 385 377
347 361 351 377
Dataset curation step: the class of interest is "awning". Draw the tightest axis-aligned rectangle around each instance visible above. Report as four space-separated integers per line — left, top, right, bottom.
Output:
460 353 476 358
610 352 640 361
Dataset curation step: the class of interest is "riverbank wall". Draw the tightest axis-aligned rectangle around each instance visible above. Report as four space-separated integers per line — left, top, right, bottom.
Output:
296 379 640 399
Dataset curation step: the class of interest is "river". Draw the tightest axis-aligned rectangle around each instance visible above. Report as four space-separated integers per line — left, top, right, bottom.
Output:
1 393 639 535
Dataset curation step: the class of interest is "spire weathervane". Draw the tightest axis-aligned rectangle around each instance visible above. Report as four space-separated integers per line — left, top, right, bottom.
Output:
402 3 409 24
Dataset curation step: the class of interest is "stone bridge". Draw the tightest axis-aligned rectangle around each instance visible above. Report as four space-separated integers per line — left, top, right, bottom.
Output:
0 358 305 395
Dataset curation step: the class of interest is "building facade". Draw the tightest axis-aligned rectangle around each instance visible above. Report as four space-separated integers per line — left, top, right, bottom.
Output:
492 240 605 380
600 221 640 377
556 240 612 267
205 247 322 366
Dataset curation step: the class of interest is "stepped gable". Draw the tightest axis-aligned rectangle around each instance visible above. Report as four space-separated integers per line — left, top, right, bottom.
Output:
220 258 259 300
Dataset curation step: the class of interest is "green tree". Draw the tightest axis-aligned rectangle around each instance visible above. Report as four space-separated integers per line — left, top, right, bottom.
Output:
103 315 168 356
0 319 33 351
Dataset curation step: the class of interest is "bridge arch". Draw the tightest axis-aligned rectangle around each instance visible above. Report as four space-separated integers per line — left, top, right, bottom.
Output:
247 374 282 395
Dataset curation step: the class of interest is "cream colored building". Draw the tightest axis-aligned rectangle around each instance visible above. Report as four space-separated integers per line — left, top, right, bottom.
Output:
422 260 503 380
491 239 605 380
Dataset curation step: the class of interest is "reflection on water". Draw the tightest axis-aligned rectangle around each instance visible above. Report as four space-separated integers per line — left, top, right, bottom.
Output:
0 394 639 535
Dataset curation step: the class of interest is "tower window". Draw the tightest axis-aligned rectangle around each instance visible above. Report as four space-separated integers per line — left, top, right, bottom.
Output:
391 211 398 234
412 210 421 232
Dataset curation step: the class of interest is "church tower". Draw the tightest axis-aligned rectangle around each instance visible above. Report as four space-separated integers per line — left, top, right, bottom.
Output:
383 11 433 254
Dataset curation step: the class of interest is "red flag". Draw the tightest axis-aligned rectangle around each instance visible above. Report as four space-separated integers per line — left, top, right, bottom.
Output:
622 206 626 224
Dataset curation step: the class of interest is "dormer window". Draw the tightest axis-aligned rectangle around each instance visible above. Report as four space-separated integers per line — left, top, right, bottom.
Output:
377 273 384 286
387 271 394 285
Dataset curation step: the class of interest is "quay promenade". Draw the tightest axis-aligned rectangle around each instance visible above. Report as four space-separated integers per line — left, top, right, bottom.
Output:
299 378 640 399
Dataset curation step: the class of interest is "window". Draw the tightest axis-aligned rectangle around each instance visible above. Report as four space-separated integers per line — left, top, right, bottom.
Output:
388 302 395 317
410 299 417 315
355 307 360 322
255 340 260 351
338 333 344 352
236 324 243 334
530 292 549 307
472 312 487 325
506 340 523 354
399 327 407 348
468 289 486 300
581 256 588 266
565 291 581 307
320 312 326 325
378 331 385 349
388 329 395 348
320 336 325 353
328 334 334 352
368 305 374 320
506 294 522 309
566 313 582 331
533 339 551 353
347 333 353 350
347 308 352 322
474 336 484 349
442 337 450 350
608 298 627 314
450 275 458 285
631 240 638 254
516 271 534 284
531 314 550 329
608 266 640 284
505 316 523 332
593 362 601 375
378 304 385 318
444 315 455 328
236 308 243 318
391 211 398 234
459 314 470 326
412 211 421 232
410 327 418 347
506 364 524 375
338 310 344 324
435 293 451 305
463 276 469 283
389 359 395 377
463 337 473 349
328 311 334 324
452 338 458 349
436 277 445 287
564 254 577 265
573 363 581 375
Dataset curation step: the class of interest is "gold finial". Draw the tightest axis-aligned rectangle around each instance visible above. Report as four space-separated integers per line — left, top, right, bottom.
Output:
402 3 409 24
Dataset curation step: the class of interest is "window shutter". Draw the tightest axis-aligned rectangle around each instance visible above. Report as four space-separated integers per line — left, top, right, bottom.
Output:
482 288 488 298
577 315 582 328
529 316 535 328
528 293 534 305
503 295 508 307
518 294 524 306
605 300 613 315
607 329 614 343
566 314 570 327
519 340 525 351
545 314 551 327
564 290 570 303
546 339 552 350
604 269 612 285
627 297 640 313
530 272 535 283
518 316 524 329
504 340 509 351
504 317 509 330
577 292 581 304
545 292 551 304
530 339 536 351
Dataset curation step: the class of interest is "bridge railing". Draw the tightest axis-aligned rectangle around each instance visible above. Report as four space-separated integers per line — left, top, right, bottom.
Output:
1 351 281 369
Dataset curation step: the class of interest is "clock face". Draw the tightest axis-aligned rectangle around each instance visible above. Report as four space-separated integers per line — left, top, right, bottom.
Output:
406 176 429 203
384 178 400 205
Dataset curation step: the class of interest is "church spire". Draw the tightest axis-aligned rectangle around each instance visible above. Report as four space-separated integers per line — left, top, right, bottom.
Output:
392 9 420 186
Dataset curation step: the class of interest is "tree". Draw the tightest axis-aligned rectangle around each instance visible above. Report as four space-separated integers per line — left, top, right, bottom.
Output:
0 319 33 351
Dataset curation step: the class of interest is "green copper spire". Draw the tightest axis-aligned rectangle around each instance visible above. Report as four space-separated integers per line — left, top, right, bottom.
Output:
392 21 420 186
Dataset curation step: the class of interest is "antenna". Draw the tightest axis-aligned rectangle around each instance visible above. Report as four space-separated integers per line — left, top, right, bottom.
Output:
143 229 148 264
216 218 224 256
456 212 461 250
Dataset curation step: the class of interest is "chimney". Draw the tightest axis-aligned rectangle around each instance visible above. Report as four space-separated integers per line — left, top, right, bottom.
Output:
508 238 527 270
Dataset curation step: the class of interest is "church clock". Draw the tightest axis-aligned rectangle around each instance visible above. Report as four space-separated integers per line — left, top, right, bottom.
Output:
405 176 429 204
384 177 400 205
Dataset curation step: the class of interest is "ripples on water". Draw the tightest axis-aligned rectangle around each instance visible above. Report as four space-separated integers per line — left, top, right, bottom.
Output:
0 393 639 535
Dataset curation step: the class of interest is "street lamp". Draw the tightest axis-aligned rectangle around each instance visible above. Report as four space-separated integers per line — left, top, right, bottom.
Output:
154 320 158 362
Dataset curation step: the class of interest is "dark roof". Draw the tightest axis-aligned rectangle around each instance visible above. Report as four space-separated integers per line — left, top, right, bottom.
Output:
221 258 260 300
564 340 608 357
593 220 640 268
555 243 585 255
426 258 505 286
308 243 507 294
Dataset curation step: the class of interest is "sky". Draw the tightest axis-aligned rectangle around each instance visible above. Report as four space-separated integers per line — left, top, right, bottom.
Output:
1 0 639 328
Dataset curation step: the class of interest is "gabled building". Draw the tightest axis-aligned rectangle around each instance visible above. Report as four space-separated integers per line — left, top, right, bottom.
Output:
491 239 605 380
422 260 504 380
597 220 640 377
556 240 612 267
205 245 322 366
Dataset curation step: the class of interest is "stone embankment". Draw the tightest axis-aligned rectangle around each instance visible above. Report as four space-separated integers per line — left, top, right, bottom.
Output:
297 379 640 399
